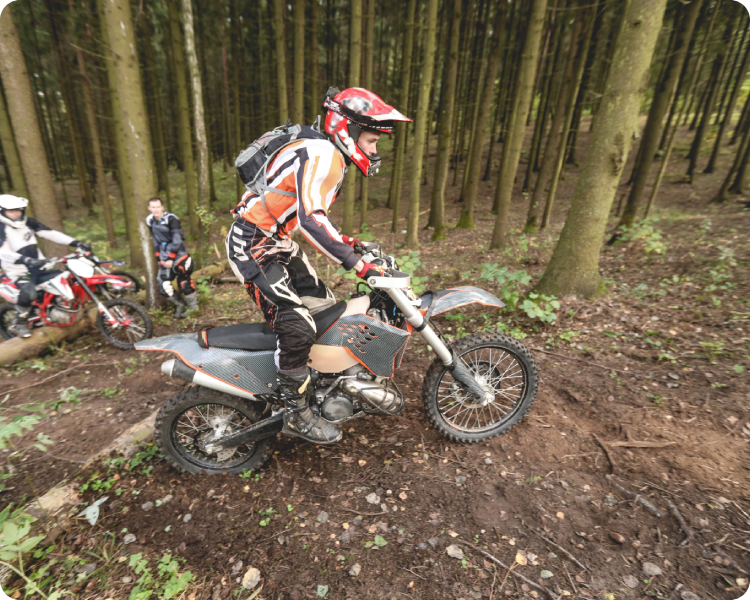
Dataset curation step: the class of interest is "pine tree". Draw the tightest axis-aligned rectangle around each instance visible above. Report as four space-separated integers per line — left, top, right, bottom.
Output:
341 0 362 236
273 0 290 122
536 0 668 298
0 82 28 198
100 0 159 303
489 0 548 250
293 0 305 125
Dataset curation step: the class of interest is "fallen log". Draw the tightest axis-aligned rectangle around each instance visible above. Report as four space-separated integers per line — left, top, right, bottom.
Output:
193 259 228 281
0 307 99 367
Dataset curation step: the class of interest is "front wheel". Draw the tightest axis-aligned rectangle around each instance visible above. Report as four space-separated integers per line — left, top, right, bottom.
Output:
96 298 153 349
155 387 273 475
0 303 17 340
422 332 538 443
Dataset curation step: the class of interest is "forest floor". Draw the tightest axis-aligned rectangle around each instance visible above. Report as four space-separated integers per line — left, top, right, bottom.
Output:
1 124 749 600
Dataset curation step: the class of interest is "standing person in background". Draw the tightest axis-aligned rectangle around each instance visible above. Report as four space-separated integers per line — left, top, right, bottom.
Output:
146 197 199 318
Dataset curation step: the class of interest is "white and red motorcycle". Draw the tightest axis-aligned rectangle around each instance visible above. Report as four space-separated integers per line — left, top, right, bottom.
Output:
0 253 152 349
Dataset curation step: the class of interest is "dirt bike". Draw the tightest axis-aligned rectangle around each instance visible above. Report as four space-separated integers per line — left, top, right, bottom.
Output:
0 252 153 349
136 242 538 475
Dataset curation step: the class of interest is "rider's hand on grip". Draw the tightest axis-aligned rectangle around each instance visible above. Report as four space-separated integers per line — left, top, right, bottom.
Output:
355 261 387 281
342 235 365 255
23 257 47 270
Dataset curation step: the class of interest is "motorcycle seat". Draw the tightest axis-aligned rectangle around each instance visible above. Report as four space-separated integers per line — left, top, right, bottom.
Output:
201 300 347 351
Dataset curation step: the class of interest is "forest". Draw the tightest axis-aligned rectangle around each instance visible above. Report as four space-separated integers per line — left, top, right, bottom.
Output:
0 0 749 598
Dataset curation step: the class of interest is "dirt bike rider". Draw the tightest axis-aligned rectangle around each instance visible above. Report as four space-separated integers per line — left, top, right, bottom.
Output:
146 197 199 318
0 194 92 338
226 87 411 445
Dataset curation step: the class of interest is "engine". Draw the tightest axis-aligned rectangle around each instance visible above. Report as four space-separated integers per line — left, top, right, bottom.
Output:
47 306 76 325
313 366 404 422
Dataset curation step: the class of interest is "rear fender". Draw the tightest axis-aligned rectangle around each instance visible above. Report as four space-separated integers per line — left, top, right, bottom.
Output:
135 334 277 395
422 286 505 315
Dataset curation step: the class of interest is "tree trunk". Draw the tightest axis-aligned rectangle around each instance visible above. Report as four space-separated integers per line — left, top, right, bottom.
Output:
309 0 320 122
387 0 416 226
686 19 733 182
704 23 750 173
428 0 461 241
68 0 116 246
455 3 506 230
168 0 199 238
273 0 290 122
359 0 375 228
341 0 362 236
541 6 595 230
0 6 65 254
524 11 583 233
231 0 242 201
293 0 305 125
181 0 211 267
46 0 94 216
489 0 547 250
405 0 438 248
714 115 750 201
728 123 750 194
617 0 702 227
535 0 667 299
681 0 719 127
0 83 28 197
100 0 159 304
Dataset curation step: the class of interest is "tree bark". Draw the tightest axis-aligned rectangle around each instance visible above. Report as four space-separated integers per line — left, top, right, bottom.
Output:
405 0 438 248
342 0 362 236
428 0 461 241
309 0 320 122
359 0 375 228
617 0 702 227
489 0 547 250
100 0 159 304
535 0 668 299
0 5 65 254
455 2 506 230
168 0 199 238
293 0 305 125
231 0 242 201
387 0 416 222
704 22 750 173
273 0 290 122
681 0 719 127
68 0 116 246
524 11 583 233
0 82 28 197
686 19 733 182
181 0 211 267
714 114 750 201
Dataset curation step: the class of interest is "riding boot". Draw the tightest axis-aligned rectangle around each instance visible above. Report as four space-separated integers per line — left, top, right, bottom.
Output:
279 369 342 444
183 292 200 315
13 306 31 338
167 296 187 319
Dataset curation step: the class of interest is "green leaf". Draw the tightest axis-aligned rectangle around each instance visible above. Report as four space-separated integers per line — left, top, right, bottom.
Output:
16 535 44 553
374 535 388 547
317 584 329 598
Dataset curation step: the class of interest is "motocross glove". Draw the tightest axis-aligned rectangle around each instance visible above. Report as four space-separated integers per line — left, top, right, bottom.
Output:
70 240 93 256
23 257 47 270
341 235 365 254
355 261 387 281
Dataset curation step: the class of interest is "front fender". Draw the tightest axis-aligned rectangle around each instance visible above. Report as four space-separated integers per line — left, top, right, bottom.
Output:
421 286 505 316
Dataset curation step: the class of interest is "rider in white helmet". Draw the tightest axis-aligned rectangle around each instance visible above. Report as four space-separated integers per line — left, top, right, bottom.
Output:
0 195 91 338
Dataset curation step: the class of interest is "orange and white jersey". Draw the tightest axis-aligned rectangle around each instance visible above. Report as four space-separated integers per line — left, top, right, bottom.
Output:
232 138 360 270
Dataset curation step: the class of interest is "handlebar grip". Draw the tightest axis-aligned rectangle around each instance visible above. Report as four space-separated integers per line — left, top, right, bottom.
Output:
387 269 410 279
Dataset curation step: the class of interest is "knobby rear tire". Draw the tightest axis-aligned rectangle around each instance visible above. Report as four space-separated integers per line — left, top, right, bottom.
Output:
155 386 273 475
422 332 539 443
0 303 17 340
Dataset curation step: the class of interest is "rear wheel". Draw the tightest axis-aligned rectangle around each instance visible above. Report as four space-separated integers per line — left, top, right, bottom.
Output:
96 298 153 349
155 387 273 475
0 303 16 340
422 332 538 443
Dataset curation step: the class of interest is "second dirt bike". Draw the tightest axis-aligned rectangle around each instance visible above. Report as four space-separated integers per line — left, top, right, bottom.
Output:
0 252 152 349
136 242 538 475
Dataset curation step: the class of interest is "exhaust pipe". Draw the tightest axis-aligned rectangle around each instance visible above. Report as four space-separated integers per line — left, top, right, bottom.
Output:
160 358 257 400
340 378 402 415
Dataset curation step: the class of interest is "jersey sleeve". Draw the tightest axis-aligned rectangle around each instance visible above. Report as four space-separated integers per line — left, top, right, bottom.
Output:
27 218 76 246
295 146 359 270
0 227 24 265
166 215 184 258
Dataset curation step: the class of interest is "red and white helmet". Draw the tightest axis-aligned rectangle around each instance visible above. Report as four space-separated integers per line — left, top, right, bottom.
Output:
323 87 411 177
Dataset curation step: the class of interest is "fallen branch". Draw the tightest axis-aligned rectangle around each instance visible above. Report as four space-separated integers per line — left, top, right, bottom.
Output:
592 433 616 474
459 539 556 599
338 508 387 517
1 362 108 397
606 440 676 448
665 498 694 542
529 528 589 572
606 476 662 518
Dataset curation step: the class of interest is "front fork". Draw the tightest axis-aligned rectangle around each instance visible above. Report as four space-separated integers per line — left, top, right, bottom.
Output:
386 288 489 401
70 272 120 327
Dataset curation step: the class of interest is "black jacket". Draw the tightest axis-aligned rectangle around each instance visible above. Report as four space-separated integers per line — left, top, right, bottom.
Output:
146 213 188 263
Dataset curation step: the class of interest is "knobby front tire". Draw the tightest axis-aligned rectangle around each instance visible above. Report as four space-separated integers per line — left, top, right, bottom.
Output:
422 332 539 443
96 298 153 349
